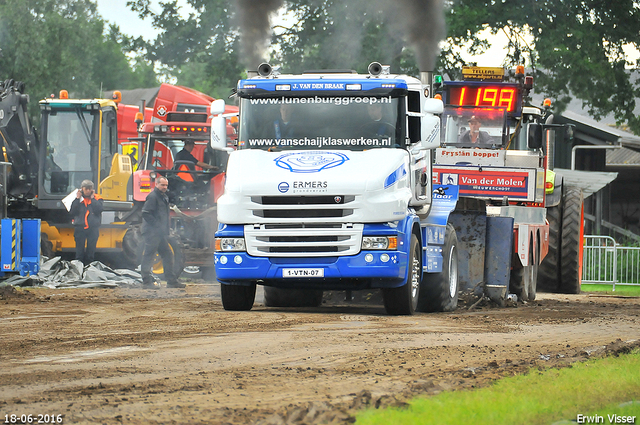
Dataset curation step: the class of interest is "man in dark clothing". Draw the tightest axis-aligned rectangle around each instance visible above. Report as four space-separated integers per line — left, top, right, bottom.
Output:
174 140 217 170
140 176 184 289
458 116 493 144
69 180 103 265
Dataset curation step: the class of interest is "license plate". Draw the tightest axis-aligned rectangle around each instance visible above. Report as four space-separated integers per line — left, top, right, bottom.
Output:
282 268 324 278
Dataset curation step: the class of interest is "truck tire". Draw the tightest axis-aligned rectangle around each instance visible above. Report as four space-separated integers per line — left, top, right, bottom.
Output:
221 283 256 311
40 232 54 259
510 241 538 302
382 232 421 315
559 187 584 294
263 287 323 307
537 204 561 291
417 223 459 312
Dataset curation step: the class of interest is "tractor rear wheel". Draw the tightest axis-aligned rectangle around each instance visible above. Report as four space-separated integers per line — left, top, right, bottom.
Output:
559 187 584 294
537 204 561 291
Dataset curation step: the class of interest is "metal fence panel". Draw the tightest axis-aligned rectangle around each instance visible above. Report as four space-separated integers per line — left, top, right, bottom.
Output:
582 235 640 289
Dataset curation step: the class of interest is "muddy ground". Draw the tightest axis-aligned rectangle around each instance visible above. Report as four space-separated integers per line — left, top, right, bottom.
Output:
0 282 638 425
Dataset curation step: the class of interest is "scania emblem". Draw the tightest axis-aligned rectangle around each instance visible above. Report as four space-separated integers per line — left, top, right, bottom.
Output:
334 196 342 204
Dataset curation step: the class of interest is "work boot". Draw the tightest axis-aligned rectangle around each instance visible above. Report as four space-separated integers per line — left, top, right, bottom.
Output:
141 278 160 290
166 281 186 289
141 281 160 290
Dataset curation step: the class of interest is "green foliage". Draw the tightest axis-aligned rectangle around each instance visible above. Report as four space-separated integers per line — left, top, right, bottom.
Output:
446 1 640 134
128 0 244 99
0 0 158 124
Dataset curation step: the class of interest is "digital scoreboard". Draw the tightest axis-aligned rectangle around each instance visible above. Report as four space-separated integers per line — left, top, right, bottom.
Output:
442 81 523 117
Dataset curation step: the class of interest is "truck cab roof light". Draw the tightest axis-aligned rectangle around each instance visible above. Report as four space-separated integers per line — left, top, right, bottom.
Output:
524 76 534 89
59 90 69 99
516 65 525 76
543 98 552 108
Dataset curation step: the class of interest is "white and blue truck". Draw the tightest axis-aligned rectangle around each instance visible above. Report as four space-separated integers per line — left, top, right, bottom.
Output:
209 63 542 314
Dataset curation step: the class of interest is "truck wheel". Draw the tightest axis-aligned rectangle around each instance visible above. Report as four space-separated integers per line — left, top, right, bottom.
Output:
263 287 323 307
526 243 539 301
221 283 256 311
382 232 421 315
40 232 54 259
559 187 584 294
417 223 459 312
510 242 537 302
537 204 561 291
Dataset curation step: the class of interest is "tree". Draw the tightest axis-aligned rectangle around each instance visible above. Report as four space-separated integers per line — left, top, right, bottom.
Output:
0 0 158 122
445 0 640 134
127 0 244 99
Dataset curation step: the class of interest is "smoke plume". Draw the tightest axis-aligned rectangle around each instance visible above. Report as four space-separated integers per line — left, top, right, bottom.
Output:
235 0 446 72
235 0 283 69
386 0 446 71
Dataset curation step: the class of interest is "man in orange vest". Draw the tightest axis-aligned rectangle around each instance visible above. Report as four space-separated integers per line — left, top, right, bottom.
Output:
69 180 103 265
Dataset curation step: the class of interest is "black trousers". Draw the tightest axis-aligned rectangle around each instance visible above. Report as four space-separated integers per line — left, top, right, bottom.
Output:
140 232 176 284
74 226 99 265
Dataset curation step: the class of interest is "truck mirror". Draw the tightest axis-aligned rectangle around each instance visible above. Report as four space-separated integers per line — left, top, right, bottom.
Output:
528 123 543 149
210 115 232 152
423 98 443 114
210 99 225 115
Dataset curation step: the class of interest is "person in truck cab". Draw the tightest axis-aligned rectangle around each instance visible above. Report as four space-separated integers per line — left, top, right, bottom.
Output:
174 140 218 170
458 115 493 144
363 102 395 141
273 102 297 140
69 180 103 265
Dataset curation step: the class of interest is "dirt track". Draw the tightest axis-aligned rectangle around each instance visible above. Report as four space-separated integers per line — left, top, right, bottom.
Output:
0 283 638 425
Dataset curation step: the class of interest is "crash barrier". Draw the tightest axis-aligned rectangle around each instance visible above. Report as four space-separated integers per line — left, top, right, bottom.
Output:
0 218 41 277
582 235 640 290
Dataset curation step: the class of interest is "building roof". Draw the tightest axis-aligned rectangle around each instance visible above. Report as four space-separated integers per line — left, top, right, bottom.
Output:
555 168 619 198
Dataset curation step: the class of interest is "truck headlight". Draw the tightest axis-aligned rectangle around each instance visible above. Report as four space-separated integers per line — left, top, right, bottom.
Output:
362 236 397 250
215 238 246 252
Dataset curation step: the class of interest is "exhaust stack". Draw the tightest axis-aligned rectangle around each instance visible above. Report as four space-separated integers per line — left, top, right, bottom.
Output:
420 71 434 99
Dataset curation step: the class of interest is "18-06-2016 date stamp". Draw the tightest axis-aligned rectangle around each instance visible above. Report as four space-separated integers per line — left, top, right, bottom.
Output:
3 414 63 424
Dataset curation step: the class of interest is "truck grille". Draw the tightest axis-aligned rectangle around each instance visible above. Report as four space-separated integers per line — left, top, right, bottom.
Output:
250 195 356 220
244 223 364 257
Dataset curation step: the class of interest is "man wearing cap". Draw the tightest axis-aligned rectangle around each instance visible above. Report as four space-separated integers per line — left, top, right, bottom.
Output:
458 116 493 144
69 180 103 265
174 141 217 170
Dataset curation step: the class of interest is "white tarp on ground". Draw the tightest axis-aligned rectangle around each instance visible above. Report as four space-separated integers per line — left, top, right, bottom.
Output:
0 257 142 288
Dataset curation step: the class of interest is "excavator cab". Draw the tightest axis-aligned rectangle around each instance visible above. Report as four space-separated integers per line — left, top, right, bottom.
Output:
38 98 129 209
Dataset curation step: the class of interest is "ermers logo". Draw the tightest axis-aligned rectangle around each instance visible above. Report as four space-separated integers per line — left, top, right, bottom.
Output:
275 151 348 173
293 181 327 189
278 182 289 193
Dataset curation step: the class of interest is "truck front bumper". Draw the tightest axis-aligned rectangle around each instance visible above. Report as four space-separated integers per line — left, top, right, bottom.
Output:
214 250 408 289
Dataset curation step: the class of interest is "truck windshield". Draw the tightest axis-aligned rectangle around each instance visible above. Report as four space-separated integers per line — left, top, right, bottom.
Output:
238 96 401 151
441 107 507 148
43 109 97 195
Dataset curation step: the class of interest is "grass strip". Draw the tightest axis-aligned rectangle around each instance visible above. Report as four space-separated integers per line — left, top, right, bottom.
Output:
581 284 640 297
355 350 640 425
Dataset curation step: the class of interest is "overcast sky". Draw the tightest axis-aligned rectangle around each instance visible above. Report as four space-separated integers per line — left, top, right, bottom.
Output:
95 0 172 41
